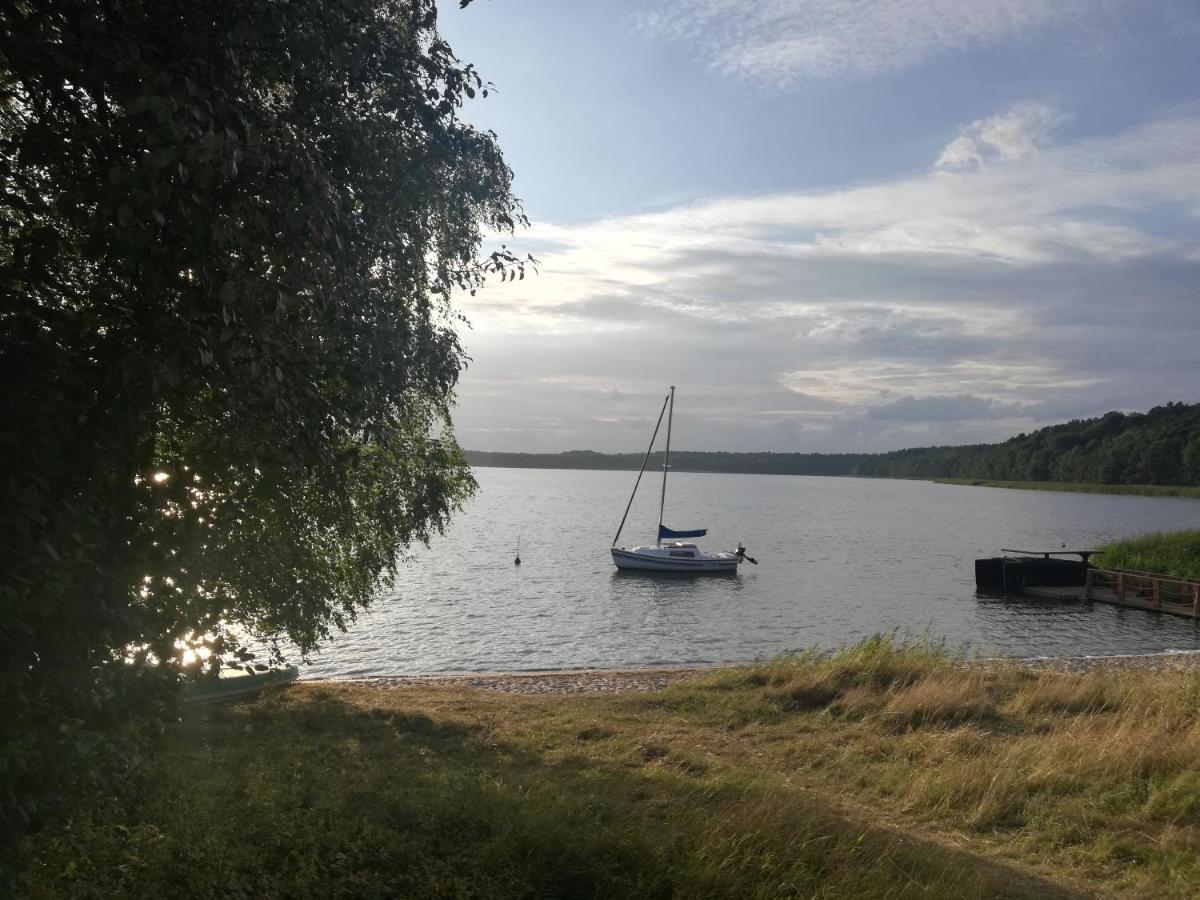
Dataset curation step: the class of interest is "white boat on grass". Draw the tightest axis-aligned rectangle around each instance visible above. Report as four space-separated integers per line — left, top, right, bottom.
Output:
610 386 756 574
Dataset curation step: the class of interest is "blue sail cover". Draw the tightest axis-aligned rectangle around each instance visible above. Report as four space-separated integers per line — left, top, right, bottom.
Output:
659 525 707 539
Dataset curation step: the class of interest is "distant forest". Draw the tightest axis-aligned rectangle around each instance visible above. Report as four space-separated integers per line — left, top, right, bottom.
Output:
465 449 868 477
466 402 1200 486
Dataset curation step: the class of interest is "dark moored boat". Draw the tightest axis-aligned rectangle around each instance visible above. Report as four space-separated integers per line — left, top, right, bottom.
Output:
974 548 1099 593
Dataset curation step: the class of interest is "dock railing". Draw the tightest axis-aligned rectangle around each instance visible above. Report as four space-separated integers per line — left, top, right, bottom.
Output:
1085 568 1200 617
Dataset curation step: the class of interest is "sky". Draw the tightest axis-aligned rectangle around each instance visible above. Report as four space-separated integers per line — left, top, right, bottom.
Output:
436 0 1200 454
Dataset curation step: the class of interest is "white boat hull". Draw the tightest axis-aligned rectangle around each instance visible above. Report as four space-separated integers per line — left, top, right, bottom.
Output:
611 545 740 573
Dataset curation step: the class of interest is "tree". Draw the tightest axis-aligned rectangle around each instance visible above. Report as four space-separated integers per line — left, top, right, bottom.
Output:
1182 435 1200 484
844 404 1200 485
1 0 526 859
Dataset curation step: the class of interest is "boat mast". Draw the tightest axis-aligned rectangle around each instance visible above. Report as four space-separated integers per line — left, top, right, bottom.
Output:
611 390 671 547
657 385 675 547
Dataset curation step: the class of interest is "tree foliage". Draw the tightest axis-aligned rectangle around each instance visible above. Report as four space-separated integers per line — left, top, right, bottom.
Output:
1 0 524 860
852 403 1200 484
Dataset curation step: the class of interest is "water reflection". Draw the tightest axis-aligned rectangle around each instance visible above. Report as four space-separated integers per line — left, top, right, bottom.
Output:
609 570 746 600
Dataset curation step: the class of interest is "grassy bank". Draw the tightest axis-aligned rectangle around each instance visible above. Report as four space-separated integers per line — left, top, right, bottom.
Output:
18 638 1200 898
1097 530 1200 580
935 478 1200 499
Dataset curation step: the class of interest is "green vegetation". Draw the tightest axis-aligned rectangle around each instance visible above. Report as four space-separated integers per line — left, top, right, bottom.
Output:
1097 531 1200 580
2 0 521 864
470 403 1200 489
856 403 1200 484
935 479 1200 499
19 638 1200 898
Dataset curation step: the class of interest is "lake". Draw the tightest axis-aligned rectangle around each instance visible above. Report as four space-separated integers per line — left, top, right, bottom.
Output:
301 468 1200 678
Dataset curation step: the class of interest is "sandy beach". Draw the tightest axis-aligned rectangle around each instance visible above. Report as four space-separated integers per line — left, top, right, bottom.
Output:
317 650 1200 695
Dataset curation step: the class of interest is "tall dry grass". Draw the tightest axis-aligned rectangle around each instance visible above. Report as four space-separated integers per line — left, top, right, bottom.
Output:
661 637 1200 893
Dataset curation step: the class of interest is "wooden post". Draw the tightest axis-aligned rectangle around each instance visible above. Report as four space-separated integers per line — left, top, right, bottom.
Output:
1117 572 1125 601
1194 583 1199 619
1152 578 1161 609
1085 568 1094 601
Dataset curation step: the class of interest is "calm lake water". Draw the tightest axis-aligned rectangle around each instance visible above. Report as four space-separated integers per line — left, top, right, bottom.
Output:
301 468 1200 678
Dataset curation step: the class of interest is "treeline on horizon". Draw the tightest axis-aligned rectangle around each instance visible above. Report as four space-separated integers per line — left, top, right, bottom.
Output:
464 448 868 476
466 401 1200 485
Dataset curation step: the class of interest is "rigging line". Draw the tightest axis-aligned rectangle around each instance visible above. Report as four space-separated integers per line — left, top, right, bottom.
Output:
612 390 671 548
657 385 675 547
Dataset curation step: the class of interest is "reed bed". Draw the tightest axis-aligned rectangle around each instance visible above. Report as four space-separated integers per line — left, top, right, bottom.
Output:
935 479 1200 500
1096 530 1200 581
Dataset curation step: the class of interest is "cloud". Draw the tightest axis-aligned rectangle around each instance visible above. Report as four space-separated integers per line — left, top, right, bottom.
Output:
864 394 1027 422
454 106 1200 452
638 1 1113 85
936 102 1065 170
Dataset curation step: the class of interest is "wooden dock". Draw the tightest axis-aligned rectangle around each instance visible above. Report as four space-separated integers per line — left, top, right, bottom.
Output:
1025 568 1200 619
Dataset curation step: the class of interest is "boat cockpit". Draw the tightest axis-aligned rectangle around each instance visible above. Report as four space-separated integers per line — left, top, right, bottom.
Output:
662 542 698 557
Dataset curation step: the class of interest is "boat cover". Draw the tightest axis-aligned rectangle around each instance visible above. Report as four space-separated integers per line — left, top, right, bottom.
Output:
659 525 707 539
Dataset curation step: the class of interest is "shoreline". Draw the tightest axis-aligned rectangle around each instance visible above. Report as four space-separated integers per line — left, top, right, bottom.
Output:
309 663 726 694
466 462 1200 500
933 478 1200 499
304 650 1200 694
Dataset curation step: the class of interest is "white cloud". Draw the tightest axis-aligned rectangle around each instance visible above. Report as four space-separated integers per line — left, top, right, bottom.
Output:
454 108 1200 451
865 393 1027 422
936 102 1065 169
487 110 1200 274
638 0 1113 85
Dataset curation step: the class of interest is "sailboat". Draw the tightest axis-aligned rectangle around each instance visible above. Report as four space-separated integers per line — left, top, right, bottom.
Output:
610 386 756 573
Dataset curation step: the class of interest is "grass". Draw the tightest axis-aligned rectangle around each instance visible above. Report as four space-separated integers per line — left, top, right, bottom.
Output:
934 479 1200 499
17 636 1200 898
1096 530 1200 580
